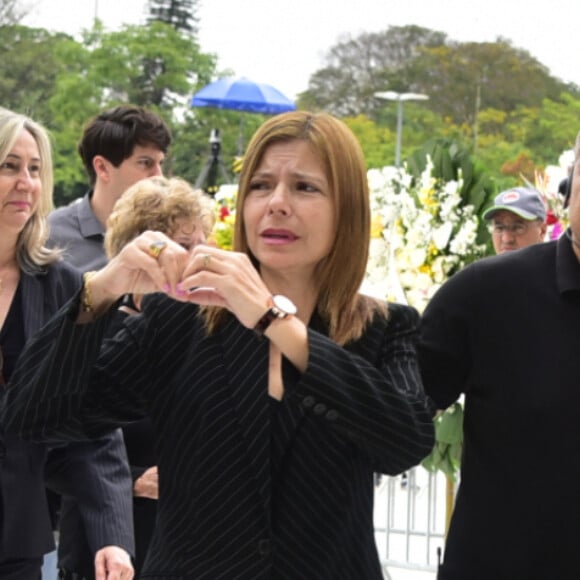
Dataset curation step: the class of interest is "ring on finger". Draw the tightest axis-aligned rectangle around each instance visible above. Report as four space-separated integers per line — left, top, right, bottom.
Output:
203 254 211 268
148 240 167 259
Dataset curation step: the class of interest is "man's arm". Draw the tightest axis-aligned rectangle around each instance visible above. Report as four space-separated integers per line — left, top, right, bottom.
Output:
418 264 478 410
46 430 135 578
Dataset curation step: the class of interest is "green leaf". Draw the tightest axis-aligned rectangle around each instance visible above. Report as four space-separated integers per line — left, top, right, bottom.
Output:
434 402 464 444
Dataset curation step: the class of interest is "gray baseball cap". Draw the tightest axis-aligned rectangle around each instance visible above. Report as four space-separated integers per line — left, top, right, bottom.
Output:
482 187 547 221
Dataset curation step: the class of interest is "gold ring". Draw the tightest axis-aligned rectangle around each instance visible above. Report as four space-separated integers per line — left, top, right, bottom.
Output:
148 240 167 259
203 254 211 268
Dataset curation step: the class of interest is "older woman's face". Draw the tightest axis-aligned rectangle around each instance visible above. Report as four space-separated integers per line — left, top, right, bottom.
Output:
172 216 209 251
0 129 42 235
242 139 335 281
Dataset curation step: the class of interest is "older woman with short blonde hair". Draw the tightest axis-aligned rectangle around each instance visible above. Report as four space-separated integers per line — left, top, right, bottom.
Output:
105 176 215 258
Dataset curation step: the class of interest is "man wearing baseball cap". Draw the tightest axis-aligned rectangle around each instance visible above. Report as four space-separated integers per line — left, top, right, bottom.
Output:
482 186 547 254
419 131 580 579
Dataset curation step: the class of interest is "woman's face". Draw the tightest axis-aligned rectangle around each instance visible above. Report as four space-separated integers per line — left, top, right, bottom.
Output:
0 129 42 235
243 139 335 281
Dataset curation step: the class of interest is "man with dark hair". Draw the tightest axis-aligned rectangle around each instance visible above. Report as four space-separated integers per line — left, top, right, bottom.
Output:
50 105 171 270
48 105 172 580
419 131 580 579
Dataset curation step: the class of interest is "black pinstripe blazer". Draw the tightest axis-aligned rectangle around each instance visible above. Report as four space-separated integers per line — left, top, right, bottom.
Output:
4 292 434 579
0 262 134 565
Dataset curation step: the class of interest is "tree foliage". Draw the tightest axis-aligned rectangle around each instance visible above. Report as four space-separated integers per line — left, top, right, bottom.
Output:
147 0 199 34
3 16 579 211
0 25 72 120
299 25 580 190
298 26 447 117
73 21 215 109
300 26 577 124
0 0 31 25
10 19 221 204
412 39 572 126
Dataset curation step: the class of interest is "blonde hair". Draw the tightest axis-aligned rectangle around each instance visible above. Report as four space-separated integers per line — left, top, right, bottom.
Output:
204 111 385 345
0 107 61 272
105 176 215 258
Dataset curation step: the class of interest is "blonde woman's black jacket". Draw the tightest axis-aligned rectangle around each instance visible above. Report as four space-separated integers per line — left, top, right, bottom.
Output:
3 292 434 578
0 261 133 565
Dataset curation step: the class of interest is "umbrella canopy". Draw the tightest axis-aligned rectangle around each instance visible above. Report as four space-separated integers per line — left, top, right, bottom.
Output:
191 76 296 115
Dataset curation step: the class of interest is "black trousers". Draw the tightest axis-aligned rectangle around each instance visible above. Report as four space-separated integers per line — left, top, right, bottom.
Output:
58 570 89 580
0 556 43 580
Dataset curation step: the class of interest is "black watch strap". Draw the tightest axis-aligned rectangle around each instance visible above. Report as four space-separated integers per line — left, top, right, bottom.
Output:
254 306 286 336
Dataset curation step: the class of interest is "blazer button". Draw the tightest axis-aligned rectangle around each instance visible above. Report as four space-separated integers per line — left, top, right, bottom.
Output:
257 539 271 556
325 409 339 421
302 395 315 408
313 403 327 415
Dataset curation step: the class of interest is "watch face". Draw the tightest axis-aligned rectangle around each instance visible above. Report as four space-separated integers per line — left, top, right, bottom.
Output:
272 294 297 316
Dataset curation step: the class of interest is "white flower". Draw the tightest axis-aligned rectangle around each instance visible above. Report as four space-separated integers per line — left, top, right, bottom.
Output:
365 160 487 312
432 222 454 250
214 184 238 205
558 149 575 172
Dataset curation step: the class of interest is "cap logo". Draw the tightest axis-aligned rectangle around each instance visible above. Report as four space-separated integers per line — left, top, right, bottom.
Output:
502 191 520 203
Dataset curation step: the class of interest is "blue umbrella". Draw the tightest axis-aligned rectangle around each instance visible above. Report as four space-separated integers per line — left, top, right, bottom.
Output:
191 76 296 115
191 77 297 189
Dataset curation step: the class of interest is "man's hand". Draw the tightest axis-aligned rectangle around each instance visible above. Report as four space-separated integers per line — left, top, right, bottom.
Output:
94 546 134 580
134 466 159 499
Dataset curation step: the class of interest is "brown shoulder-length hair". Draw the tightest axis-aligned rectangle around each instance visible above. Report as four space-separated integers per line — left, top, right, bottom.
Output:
203 111 386 345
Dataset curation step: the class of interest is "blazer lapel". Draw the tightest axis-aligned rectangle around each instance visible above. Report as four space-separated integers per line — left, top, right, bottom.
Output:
20 272 46 341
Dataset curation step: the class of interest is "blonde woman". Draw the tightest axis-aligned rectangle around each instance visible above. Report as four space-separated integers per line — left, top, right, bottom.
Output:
0 108 133 580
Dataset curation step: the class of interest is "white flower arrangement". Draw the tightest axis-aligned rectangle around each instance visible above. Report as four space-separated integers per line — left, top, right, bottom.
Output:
364 158 487 312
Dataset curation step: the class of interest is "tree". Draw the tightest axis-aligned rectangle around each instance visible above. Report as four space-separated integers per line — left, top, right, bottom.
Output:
147 0 199 34
297 26 447 117
342 115 394 170
0 25 72 120
44 20 218 204
72 21 215 110
299 26 577 130
526 92 580 162
0 0 32 25
411 39 573 128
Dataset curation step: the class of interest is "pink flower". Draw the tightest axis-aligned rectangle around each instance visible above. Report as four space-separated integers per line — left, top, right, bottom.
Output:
550 221 564 240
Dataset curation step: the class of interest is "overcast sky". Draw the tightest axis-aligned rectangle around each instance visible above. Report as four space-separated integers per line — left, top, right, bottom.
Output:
24 0 580 101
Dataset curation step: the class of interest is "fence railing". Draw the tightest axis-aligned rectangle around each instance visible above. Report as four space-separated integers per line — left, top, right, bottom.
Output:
374 468 451 578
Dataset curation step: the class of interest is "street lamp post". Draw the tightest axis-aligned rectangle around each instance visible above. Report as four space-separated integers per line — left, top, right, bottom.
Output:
374 91 429 167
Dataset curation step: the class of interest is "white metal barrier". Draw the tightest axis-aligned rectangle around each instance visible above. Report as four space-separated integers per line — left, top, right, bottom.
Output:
374 468 449 578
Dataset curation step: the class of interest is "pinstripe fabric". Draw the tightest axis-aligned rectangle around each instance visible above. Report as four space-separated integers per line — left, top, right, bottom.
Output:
21 266 134 572
0 263 82 559
4 292 434 579
0 262 133 563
